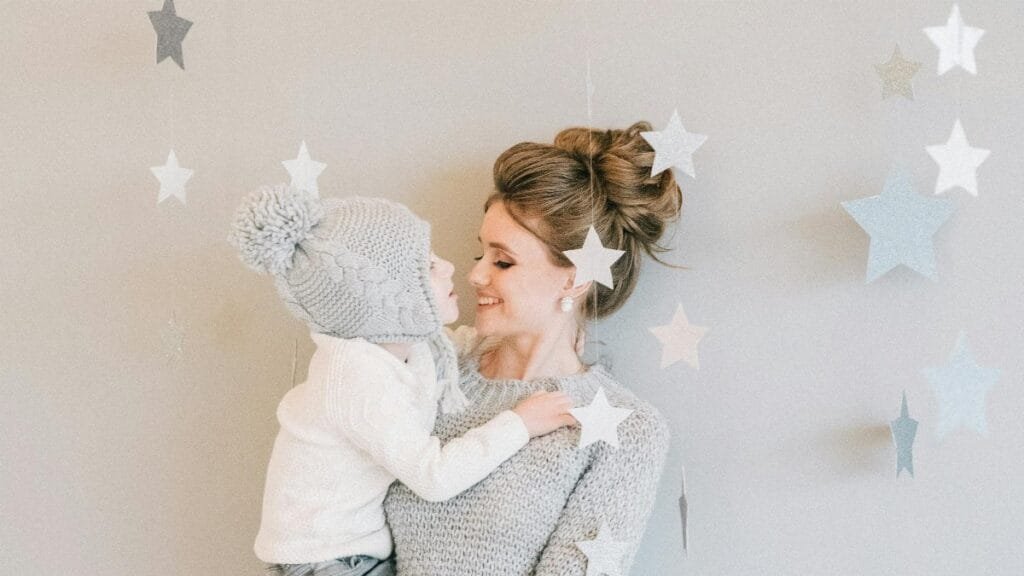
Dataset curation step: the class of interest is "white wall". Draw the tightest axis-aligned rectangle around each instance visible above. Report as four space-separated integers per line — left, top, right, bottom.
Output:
2 1 1022 574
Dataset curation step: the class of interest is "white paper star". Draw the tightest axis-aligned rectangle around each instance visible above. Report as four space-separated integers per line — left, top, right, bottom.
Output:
570 388 634 449
923 332 1000 439
923 4 985 75
150 149 193 205
925 119 990 196
563 226 625 289
282 141 326 196
575 522 630 576
160 312 185 362
641 109 707 178
649 304 708 369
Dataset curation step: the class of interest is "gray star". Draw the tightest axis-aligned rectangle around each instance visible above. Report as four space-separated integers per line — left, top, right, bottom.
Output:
679 465 689 552
875 44 921 100
841 170 955 282
889 391 918 477
148 0 193 69
924 332 1000 439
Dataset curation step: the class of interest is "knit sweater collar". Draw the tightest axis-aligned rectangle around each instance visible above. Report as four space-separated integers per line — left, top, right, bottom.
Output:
458 355 612 411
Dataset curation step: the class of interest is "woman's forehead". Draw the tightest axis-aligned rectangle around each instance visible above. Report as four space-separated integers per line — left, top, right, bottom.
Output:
480 202 541 253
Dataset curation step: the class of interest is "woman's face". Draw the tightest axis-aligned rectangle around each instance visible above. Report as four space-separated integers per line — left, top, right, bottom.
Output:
429 252 459 325
468 201 573 338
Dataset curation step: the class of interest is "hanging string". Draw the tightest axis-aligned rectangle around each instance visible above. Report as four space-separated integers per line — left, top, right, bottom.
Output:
582 3 601 364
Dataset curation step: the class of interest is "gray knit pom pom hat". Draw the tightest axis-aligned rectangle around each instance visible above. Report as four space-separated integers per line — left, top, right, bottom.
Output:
229 183 467 413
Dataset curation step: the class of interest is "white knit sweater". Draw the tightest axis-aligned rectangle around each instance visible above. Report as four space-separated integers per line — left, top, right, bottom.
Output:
254 332 529 564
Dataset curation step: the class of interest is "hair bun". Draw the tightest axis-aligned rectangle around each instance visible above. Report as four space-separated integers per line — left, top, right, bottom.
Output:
554 122 679 251
228 183 324 275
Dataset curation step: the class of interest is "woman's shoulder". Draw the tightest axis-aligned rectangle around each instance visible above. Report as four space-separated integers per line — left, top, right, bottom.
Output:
577 367 671 451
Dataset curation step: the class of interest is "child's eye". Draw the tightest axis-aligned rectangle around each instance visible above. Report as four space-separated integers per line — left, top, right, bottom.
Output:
473 256 483 261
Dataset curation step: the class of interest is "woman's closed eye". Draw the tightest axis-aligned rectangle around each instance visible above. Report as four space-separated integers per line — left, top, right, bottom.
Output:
474 256 513 269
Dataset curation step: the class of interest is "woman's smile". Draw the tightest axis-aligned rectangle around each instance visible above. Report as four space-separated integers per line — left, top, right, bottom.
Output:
476 295 504 308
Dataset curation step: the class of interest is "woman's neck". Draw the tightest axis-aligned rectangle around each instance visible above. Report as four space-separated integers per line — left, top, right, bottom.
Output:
478 328 584 381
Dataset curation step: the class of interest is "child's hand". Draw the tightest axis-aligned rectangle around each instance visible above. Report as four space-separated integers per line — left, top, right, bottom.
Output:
512 391 577 438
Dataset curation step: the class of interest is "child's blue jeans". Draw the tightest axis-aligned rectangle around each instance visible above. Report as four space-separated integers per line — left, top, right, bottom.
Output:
265 555 395 576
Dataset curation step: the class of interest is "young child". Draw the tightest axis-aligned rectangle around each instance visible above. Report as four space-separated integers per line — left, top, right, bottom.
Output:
229 184 575 576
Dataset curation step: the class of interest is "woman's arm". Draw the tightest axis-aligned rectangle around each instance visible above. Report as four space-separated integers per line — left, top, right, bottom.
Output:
532 404 670 576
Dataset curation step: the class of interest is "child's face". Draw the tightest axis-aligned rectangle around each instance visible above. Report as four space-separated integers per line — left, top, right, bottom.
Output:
429 252 459 325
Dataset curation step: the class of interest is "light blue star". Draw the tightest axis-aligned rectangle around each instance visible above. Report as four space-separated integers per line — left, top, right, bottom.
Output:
889 391 918 477
923 333 1000 439
842 170 955 282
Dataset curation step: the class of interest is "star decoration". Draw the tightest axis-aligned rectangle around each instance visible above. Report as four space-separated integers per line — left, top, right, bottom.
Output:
148 0 192 70
874 44 921 100
925 118 990 196
282 141 327 197
679 465 689 552
563 226 625 289
923 332 1000 439
569 388 634 450
889 391 919 477
841 170 955 282
649 304 708 370
574 522 630 576
150 149 193 205
923 4 984 75
641 109 707 178
160 312 185 362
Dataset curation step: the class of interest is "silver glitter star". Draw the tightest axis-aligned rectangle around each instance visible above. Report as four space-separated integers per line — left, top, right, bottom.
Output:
874 44 921 100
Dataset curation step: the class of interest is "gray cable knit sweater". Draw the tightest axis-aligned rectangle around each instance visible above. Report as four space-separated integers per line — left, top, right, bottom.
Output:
383 330 671 576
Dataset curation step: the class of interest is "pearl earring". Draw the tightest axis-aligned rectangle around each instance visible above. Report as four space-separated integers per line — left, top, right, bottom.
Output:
559 296 574 313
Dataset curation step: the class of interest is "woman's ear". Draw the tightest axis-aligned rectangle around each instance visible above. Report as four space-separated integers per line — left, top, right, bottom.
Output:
561 271 592 299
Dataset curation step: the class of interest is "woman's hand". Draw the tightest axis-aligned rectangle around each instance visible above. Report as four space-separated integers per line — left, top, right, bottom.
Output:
512 391 578 438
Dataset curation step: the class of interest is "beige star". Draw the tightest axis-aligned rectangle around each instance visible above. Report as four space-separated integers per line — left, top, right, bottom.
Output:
650 304 708 369
875 44 921 100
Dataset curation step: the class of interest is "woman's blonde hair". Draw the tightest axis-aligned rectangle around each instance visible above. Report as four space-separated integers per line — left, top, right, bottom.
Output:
487 121 683 319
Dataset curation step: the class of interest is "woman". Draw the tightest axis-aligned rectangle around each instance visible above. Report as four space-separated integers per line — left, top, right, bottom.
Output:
384 122 681 575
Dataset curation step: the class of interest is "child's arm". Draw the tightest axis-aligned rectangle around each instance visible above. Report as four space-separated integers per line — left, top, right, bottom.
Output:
327 345 570 502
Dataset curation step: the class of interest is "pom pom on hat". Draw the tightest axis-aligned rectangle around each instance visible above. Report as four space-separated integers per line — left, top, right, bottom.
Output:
229 184 324 275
